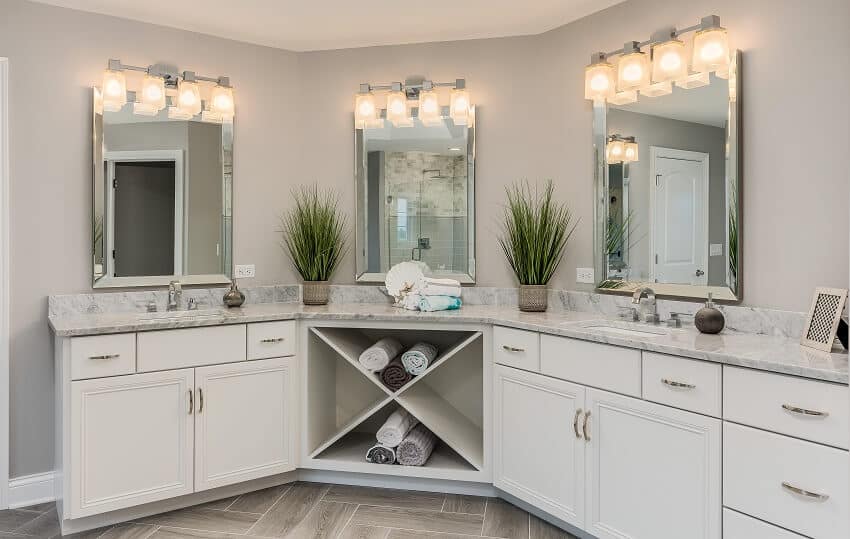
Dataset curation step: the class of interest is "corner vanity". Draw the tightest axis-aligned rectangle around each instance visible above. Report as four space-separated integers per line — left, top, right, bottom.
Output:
49 303 849 538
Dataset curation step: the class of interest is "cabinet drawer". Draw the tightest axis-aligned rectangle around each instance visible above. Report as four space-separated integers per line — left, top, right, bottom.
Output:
642 352 721 417
723 422 848 539
540 335 641 397
137 325 247 372
723 509 805 539
248 321 296 360
70 333 136 380
724 367 848 449
493 326 540 372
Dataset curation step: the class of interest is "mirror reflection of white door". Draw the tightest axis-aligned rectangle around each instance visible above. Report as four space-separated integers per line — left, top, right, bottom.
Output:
650 147 709 285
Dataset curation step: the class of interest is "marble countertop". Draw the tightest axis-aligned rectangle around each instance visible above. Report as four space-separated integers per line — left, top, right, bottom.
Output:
49 302 849 384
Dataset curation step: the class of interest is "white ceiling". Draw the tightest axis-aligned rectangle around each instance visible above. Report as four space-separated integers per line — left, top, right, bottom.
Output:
33 0 625 51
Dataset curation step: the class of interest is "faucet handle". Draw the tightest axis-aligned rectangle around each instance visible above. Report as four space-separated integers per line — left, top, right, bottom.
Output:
667 312 694 328
169 280 182 291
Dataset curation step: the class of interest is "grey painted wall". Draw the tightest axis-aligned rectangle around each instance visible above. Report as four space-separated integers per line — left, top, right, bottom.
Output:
0 0 848 477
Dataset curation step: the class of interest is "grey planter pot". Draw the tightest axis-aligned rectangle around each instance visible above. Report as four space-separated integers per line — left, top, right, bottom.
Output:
518 284 548 312
302 281 330 305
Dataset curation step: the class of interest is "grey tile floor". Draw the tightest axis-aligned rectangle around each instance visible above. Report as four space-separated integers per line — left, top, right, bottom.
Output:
0 483 578 539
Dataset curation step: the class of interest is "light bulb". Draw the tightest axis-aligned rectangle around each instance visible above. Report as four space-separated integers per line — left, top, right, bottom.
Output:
651 39 688 83
210 84 235 120
101 69 127 112
418 89 442 126
584 61 615 102
386 91 409 127
692 27 730 73
607 140 625 163
176 79 202 116
139 74 166 112
450 88 471 125
624 142 639 162
617 51 650 92
354 92 377 128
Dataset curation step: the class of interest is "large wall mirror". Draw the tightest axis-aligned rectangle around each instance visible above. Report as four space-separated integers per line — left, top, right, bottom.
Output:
594 51 741 301
355 110 475 283
92 88 233 288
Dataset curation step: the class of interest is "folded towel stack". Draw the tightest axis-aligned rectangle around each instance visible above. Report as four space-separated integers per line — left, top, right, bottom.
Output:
399 277 463 312
397 423 437 466
401 342 439 376
359 337 403 372
415 277 462 297
366 408 420 465
380 357 412 392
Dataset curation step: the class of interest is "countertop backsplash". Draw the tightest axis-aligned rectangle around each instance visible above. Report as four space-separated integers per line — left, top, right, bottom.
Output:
48 284 807 339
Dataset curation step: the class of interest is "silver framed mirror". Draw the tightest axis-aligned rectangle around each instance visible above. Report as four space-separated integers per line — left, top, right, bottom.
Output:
594 51 741 301
92 88 234 288
354 109 476 283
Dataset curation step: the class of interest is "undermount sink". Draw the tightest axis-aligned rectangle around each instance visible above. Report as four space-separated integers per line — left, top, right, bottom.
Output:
575 321 672 338
139 309 227 321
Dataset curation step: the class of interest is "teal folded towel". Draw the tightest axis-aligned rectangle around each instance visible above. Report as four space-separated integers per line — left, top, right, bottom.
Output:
419 296 462 312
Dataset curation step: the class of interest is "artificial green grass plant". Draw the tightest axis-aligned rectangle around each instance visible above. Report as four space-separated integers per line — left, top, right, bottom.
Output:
281 185 348 282
498 180 578 286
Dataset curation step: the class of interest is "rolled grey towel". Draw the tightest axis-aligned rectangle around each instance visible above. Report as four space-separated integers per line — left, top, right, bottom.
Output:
396 424 437 466
401 342 439 376
366 444 396 464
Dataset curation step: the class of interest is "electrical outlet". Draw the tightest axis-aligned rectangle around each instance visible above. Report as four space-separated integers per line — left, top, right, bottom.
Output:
576 267 595 284
234 264 255 278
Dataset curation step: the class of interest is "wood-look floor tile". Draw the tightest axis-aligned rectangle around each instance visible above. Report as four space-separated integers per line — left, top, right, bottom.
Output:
136 506 259 535
149 527 244 538
61 525 115 538
529 516 577 539
98 523 159 539
19 502 54 514
481 499 529 539
0 509 40 532
349 506 483 536
15 507 60 538
442 494 487 515
324 485 445 511
247 482 329 537
284 501 357 538
386 530 483 539
195 496 239 511
227 485 290 514
337 525 390 539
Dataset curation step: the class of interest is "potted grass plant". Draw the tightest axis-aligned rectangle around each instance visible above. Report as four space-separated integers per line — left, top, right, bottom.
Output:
498 180 578 312
281 185 348 305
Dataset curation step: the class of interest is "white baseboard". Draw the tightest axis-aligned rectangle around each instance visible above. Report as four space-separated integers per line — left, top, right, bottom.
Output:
8 471 55 509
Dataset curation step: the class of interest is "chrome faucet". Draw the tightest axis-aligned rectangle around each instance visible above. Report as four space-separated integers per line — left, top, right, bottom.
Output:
632 287 659 324
167 281 182 311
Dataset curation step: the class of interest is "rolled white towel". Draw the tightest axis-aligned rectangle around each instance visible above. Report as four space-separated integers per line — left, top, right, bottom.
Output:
413 277 462 297
420 277 461 287
376 408 419 448
401 342 439 376
359 338 403 372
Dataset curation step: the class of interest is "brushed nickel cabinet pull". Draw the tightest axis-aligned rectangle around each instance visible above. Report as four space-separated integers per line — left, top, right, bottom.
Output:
582 410 591 442
188 390 194 415
573 408 583 439
260 337 285 344
198 387 204 413
88 354 121 361
502 345 525 353
782 404 829 417
661 378 696 389
781 481 829 501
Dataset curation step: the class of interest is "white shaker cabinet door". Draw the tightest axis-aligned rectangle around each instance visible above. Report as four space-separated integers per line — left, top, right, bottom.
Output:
493 365 586 529
585 388 721 539
194 357 296 491
70 369 195 518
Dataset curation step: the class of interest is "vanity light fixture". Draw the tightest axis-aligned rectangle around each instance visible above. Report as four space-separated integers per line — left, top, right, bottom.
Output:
607 135 638 163
98 59 234 121
584 15 732 104
354 78 471 129
609 90 638 105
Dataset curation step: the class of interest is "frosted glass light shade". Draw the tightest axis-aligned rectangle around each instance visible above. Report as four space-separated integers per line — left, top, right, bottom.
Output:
386 91 409 126
176 79 202 116
140 74 166 112
640 80 673 97
133 102 159 116
692 27 730 73
584 62 615 102
101 69 127 112
624 142 639 162
609 90 638 105
210 84 235 120
651 40 688 83
606 140 625 163
675 71 710 89
354 93 377 128
418 89 442 126
617 52 650 92
449 88 471 125
167 106 193 120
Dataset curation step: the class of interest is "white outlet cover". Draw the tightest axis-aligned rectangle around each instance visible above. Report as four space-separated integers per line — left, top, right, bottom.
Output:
709 243 723 257
576 267 595 284
234 264 256 278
